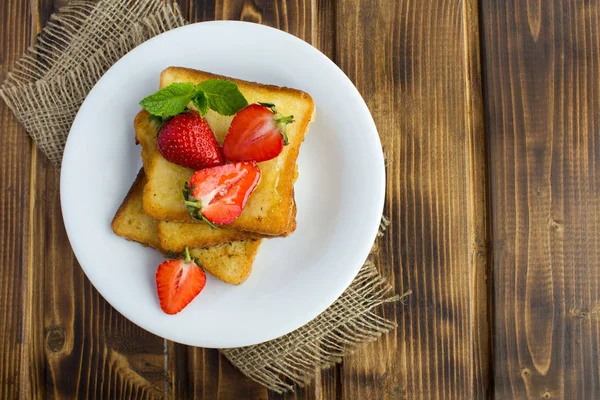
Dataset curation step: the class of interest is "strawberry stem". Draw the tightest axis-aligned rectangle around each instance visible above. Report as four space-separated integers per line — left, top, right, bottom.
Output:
195 261 206 272
184 201 218 229
275 115 294 124
183 182 217 229
259 102 295 145
274 114 294 146
184 199 202 208
184 247 191 263
199 214 218 229
259 102 276 109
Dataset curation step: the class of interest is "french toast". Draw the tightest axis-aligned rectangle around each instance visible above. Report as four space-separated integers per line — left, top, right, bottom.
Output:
156 201 294 252
157 220 258 253
135 110 262 250
142 67 315 236
111 169 260 285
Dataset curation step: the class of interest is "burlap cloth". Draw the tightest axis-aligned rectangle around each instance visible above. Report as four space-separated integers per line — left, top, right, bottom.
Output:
0 0 409 393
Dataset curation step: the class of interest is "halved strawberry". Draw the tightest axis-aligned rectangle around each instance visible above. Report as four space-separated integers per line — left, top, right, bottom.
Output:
222 103 294 162
156 110 224 170
183 162 261 226
156 248 206 315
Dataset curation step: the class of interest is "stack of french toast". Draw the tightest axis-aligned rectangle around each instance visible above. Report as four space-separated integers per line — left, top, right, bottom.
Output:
111 66 314 301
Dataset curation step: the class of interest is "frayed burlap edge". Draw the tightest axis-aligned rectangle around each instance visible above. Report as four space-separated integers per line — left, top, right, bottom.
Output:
0 1 410 394
221 216 410 394
0 0 186 168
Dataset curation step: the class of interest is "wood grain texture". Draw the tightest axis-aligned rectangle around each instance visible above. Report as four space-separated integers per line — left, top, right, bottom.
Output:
0 0 490 398
36 167 167 400
12 0 593 398
481 0 600 398
0 0 34 398
23 1 172 399
170 2 339 398
335 0 489 399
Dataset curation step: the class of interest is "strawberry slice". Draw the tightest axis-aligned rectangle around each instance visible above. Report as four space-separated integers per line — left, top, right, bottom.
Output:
183 162 261 226
156 110 224 170
223 103 294 162
156 248 206 315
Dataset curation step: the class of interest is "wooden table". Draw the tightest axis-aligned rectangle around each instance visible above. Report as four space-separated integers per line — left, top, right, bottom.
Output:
1 0 599 398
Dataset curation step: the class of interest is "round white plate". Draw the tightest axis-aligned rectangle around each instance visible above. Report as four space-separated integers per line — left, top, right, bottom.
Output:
61 21 384 348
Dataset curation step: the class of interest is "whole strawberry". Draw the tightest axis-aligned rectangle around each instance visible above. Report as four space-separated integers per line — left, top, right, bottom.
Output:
223 103 294 162
156 110 224 170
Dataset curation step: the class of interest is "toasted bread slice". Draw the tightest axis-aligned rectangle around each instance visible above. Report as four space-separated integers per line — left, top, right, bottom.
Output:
157 220 260 253
135 111 263 250
142 67 314 236
112 169 162 250
111 169 260 284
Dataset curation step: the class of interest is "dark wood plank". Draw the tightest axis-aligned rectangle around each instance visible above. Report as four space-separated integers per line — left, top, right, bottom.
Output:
0 0 35 398
24 1 172 399
481 0 600 398
170 1 340 399
169 2 272 399
35 166 168 399
2 1 495 399
335 0 489 398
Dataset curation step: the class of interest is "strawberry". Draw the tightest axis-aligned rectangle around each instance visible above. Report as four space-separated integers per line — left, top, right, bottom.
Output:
223 103 294 162
183 162 261 226
156 248 206 315
156 110 224 170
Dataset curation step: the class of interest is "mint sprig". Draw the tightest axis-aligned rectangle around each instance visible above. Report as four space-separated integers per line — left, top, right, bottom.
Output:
140 80 248 119
191 90 209 117
140 82 195 118
196 80 248 116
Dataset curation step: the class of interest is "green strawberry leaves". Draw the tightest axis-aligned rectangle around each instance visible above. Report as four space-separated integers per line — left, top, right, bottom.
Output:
140 80 247 119
182 182 217 229
258 102 294 145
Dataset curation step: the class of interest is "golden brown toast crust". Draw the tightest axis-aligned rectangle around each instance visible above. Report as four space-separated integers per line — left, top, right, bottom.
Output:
135 110 264 249
112 169 161 249
111 169 261 285
157 221 263 252
161 66 314 101
189 241 260 285
141 67 314 236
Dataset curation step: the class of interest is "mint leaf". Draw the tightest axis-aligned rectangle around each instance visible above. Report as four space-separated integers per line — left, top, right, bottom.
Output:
197 80 248 116
147 114 164 126
139 82 195 118
192 90 209 117
140 80 248 119
147 115 165 135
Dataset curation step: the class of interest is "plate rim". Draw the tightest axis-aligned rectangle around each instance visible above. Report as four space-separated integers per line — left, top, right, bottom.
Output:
60 20 385 348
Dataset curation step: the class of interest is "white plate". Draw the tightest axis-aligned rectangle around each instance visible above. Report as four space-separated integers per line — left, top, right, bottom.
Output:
61 21 384 348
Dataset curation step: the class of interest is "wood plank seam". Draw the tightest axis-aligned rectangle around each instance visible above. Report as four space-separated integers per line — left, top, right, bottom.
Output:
462 0 493 398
